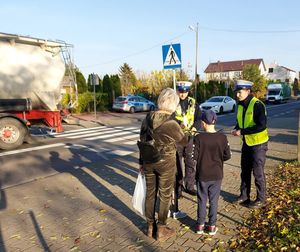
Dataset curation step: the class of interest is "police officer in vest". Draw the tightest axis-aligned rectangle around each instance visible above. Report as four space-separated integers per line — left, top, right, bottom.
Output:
175 81 202 195
231 80 269 208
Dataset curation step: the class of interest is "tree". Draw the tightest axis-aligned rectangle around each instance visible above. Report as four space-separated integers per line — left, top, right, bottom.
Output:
76 70 87 94
292 78 299 95
119 63 137 95
102 74 114 106
110 74 122 100
242 64 267 99
87 73 102 93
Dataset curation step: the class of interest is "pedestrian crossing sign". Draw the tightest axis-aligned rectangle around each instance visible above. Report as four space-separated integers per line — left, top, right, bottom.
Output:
162 43 182 69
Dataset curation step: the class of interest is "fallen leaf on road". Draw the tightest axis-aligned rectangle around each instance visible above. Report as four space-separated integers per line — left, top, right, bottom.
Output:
74 237 81 245
10 234 21 239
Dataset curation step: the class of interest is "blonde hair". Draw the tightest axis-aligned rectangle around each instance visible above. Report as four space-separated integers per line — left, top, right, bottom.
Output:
157 88 179 113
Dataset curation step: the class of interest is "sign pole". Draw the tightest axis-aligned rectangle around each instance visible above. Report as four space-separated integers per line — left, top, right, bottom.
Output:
173 69 176 90
93 73 97 120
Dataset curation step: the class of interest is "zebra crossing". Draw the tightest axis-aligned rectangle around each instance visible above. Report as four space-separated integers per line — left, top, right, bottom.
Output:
0 126 141 157
49 125 140 145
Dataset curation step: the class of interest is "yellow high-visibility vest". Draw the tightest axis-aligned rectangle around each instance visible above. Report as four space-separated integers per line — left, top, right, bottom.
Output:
237 97 268 146
175 97 196 130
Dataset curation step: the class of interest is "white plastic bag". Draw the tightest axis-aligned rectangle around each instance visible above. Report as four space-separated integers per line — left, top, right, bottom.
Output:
132 172 146 216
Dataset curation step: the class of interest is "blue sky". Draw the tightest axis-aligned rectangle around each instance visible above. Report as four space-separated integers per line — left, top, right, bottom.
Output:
1 1 300 79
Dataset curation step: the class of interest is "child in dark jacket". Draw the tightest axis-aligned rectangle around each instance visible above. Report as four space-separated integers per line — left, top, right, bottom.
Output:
193 110 231 235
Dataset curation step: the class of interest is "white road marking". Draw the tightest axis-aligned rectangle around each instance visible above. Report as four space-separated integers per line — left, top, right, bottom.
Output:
103 134 139 143
0 143 65 157
109 150 134 156
84 131 135 140
69 129 123 139
49 126 107 135
55 127 114 138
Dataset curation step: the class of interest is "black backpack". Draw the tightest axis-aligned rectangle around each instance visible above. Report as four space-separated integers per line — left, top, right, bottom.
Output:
137 115 166 164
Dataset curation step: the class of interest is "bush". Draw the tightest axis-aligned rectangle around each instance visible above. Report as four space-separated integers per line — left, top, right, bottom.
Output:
228 161 300 251
74 92 94 113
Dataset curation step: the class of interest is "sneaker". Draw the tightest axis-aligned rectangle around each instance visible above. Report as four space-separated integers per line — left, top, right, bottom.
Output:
173 211 187 219
207 225 218 235
195 224 205 234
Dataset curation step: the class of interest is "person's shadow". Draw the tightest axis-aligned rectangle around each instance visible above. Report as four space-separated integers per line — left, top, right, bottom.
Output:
49 148 145 231
0 180 7 252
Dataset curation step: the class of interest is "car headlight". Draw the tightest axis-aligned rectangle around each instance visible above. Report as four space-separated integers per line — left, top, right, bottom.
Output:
212 105 219 108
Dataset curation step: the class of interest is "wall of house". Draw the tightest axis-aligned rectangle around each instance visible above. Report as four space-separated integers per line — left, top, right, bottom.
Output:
266 65 296 83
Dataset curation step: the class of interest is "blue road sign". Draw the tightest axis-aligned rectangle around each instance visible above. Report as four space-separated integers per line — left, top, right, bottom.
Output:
162 43 182 69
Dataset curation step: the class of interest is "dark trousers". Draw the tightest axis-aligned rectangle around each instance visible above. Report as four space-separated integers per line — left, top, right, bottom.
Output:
196 180 222 226
171 169 181 213
176 137 196 191
240 142 268 202
144 156 176 225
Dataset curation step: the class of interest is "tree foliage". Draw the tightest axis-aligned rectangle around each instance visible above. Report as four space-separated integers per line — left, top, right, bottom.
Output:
119 63 137 95
242 64 267 99
76 70 87 94
110 74 122 99
292 78 299 95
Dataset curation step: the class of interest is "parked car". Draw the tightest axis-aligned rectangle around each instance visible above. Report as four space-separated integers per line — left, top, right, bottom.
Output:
112 95 155 113
200 96 236 114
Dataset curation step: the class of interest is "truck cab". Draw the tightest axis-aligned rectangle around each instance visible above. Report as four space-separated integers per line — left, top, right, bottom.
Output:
266 83 291 104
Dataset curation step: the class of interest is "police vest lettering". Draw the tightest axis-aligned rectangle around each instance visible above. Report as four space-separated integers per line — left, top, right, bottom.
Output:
175 97 195 130
237 97 268 146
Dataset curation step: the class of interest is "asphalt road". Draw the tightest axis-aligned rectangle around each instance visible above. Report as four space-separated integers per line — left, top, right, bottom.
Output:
1 99 299 189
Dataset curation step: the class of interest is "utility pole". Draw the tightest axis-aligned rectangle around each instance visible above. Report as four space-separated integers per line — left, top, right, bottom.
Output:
195 22 199 102
189 23 199 102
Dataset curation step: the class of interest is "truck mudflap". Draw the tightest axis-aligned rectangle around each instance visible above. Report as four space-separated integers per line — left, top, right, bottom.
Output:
0 114 29 150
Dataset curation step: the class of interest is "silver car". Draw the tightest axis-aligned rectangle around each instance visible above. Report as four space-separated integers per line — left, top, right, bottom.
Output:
112 95 155 113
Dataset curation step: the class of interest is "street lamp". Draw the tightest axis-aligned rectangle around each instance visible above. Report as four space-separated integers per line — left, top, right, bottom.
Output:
189 22 199 102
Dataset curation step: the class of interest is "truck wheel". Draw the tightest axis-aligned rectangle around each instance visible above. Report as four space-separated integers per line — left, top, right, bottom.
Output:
0 118 27 150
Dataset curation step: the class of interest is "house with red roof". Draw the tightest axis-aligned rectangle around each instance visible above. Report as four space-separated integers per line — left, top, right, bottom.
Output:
204 58 266 81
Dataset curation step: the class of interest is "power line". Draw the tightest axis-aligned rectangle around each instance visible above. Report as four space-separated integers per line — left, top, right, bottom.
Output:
199 26 300 33
80 31 189 69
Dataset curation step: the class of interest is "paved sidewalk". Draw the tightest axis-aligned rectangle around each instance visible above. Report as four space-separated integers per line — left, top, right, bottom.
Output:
0 112 297 251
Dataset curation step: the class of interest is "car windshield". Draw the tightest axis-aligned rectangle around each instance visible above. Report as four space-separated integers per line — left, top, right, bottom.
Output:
115 97 126 102
207 97 223 103
268 90 280 95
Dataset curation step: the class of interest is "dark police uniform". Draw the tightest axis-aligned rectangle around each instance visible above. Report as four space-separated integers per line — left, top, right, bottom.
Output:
234 88 269 207
175 82 201 195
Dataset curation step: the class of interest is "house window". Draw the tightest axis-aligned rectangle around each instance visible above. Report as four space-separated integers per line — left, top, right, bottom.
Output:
234 71 241 77
220 72 228 78
268 68 273 73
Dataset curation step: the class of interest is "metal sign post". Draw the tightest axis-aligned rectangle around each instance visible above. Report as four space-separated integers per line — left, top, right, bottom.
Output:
91 73 99 120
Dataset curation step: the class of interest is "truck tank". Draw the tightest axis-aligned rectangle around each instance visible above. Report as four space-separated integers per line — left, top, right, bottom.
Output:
0 33 65 111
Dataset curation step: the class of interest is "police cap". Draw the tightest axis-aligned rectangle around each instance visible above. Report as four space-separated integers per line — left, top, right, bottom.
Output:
176 81 192 93
234 80 253 92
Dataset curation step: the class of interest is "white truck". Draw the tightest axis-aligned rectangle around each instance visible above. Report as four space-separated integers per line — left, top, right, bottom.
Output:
266 83 291 104
0 32 77 150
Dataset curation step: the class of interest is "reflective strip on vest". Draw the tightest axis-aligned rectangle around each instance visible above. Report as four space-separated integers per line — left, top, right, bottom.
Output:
175 97 195 130
237 97 268 146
